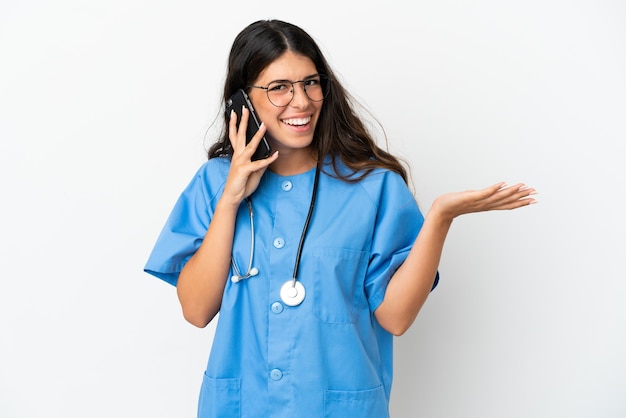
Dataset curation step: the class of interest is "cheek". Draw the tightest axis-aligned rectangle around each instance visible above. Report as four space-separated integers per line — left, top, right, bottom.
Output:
313 103 324 122
248 94 274 120
252 101 279 124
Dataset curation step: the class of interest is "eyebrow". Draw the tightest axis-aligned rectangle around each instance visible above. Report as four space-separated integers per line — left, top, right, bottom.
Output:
267 73 320 83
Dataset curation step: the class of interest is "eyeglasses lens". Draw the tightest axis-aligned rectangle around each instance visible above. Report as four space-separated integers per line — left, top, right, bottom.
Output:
266 75 329 107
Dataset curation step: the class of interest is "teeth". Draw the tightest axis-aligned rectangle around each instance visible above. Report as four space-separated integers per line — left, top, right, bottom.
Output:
282 117 310 126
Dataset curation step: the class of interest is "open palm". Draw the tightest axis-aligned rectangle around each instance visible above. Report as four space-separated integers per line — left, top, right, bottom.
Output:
432 182 537 221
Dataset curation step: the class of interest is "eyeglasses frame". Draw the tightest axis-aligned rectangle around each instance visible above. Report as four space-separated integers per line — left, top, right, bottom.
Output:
247 74 330 107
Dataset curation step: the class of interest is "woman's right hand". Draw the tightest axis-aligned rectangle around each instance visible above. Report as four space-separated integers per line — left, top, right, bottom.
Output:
222 106 279 206
177 107 278 327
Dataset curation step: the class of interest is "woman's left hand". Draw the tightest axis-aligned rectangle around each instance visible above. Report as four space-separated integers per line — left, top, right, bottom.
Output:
376 182 537 335
432 182 537 222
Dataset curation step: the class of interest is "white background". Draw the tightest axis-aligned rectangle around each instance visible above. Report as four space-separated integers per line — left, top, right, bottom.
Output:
1 1 625 417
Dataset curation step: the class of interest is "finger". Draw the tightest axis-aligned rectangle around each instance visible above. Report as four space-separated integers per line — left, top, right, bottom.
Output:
235 151 279 199
230 148 278 186
489 184 538 210
228 109 240 149
465 182 509 204
243 122 268 156
248 149 279 171
229 106 252 152
491 195 538 210
492 183 534 200
502 184 537 201
238 105 251 140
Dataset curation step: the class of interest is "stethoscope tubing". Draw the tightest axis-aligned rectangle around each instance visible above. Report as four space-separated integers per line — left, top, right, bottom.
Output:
289 164 320 286
230 163 321 300
230 199 257 282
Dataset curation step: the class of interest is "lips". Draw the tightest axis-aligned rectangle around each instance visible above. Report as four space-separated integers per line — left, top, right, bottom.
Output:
281 116 311 126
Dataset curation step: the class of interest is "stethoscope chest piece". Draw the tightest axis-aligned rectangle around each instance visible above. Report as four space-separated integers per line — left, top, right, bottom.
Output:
280 280 306 306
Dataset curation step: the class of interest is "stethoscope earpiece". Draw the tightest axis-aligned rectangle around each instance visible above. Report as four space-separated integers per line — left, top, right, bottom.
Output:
231 266 259 283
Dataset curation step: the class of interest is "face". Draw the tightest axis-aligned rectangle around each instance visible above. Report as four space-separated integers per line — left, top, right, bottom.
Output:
248 51 323 159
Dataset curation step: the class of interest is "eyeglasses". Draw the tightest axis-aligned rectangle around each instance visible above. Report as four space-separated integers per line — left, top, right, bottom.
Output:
248 74 330 107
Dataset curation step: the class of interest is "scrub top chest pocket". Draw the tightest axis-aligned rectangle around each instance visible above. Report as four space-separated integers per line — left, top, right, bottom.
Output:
311 247 369 324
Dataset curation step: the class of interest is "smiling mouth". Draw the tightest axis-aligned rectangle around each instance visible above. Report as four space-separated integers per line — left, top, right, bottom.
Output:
281 116 311 126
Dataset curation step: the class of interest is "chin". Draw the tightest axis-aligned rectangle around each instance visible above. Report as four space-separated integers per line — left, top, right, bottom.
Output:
269 136 315 152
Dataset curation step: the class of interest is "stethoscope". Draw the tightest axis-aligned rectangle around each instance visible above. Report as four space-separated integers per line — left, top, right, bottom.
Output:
230 164 320 307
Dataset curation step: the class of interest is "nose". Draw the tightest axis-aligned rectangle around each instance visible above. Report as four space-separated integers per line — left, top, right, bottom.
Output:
289 81 309 108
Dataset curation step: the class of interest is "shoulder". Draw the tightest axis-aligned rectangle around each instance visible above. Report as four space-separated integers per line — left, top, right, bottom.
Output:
191 157 230 184
195 156 230 178
183 157 231 201
322 156 412 202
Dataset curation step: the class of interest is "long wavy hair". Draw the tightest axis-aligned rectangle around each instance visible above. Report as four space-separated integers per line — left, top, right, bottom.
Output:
207 19 408 184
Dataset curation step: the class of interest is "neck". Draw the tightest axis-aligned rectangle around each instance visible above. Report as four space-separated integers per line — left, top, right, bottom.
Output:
269 147 318 176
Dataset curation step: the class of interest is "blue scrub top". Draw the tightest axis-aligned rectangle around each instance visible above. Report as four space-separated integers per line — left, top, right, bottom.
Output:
144 156 438 418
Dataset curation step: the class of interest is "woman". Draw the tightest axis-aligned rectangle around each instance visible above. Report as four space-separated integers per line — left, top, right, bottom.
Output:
144 19 536 418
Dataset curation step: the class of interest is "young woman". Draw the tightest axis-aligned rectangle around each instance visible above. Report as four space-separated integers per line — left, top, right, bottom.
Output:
144 19 536 418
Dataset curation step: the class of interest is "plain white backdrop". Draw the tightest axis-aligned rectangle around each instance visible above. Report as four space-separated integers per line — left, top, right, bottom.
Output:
1 1 625 417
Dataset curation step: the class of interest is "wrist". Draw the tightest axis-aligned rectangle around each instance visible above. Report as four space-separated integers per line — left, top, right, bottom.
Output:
216 194 243 213
427 199 455 226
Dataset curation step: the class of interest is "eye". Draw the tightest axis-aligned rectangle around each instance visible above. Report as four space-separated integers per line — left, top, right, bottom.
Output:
303 78 321 87
268 82 290 93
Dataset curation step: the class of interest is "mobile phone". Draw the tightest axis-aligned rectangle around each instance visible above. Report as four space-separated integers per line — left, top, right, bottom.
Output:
225 89 272 161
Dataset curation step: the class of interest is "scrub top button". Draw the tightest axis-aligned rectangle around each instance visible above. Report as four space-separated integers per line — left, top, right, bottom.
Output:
281 181 293 192
273 237 285 249
271 302 284 314
270 369 283 381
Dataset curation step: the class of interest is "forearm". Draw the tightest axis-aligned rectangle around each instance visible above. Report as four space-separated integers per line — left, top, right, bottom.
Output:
374 182 536 335
374 209 452 336
176 198 239 327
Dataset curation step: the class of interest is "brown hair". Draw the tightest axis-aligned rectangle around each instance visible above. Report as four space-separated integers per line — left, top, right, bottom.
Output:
207 20 408 183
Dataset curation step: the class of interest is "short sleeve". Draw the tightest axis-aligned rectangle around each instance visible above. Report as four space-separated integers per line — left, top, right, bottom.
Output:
143 160 227 286
363 172 439 312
